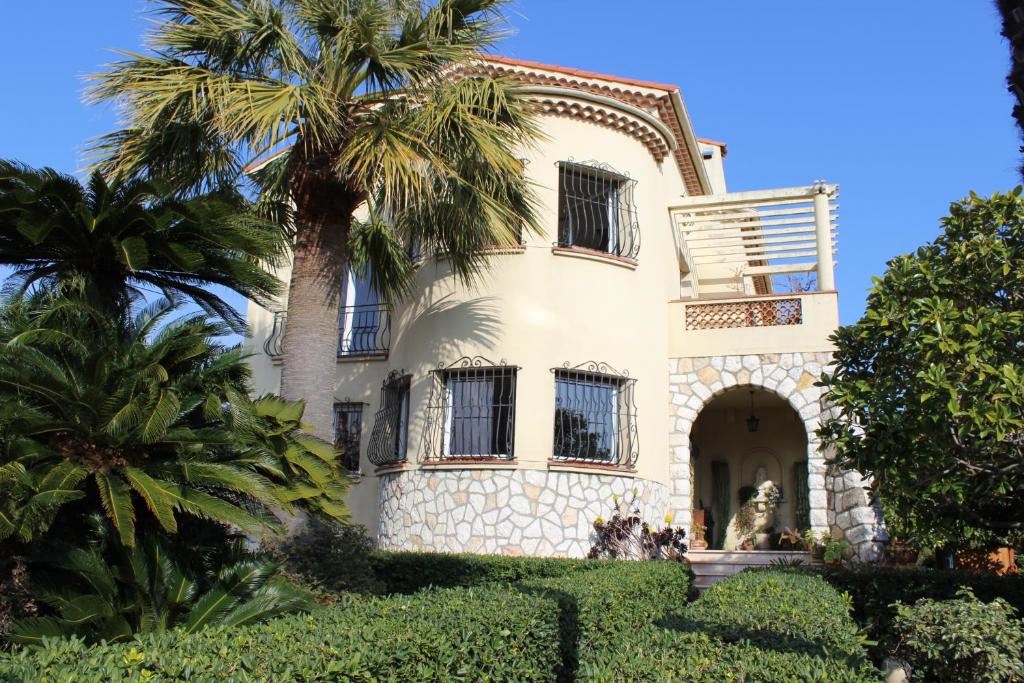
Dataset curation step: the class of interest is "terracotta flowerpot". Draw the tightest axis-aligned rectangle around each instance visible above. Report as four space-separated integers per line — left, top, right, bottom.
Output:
890 541 918 566
955 547 1019 575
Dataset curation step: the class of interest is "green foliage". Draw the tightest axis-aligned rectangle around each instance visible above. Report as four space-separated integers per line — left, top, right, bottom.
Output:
88 0 542 304
0 292 347 546
0 586 561 682
580 629 882 683
891 588 1024 682
368 550 597 594
11 518 313 646
816 565 1024 662
272 520 384 597
678 569 867 659
582 569 877 682
523 560 692 681
820 189 1024 548
0 162 284 332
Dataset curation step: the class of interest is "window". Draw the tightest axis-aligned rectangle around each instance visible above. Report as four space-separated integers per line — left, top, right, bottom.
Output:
552 362 638 467
424 358 517 460
557 161 639 259
367 371 411 466
333 402 364 473
338 266 390 357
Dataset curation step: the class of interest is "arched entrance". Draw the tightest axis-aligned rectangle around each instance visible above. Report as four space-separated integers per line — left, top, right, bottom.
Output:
690 387 810 550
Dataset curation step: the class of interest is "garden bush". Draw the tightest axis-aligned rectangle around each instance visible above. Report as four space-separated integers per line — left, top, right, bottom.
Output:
581 628 883 682
0 585 561 682
369 550 598 594
522 560 692 680
890 588 1024 683
678 569 868 658
272 520 385 597
817 565 1024 658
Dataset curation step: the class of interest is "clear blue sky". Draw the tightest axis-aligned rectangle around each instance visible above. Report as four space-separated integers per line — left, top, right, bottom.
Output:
1 2 1019 324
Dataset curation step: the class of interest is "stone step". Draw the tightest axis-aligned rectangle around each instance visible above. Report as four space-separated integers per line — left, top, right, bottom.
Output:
686 551 819 589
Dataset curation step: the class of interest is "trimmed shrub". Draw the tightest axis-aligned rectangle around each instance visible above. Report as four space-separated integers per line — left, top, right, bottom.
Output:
581 628 883 683
890 588 1024 683
678 569 868 658
0 586 561 682
272 520 385 597
817 565 1024 658
522 560 692 680
370 550 597 594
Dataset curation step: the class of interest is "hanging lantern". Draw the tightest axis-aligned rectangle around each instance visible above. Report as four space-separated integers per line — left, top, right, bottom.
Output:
746 390 760 433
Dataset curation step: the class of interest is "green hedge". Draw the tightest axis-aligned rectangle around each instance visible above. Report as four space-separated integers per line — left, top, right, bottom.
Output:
369 550 597 593
679 569 868 658
817 566 1024 659
522 560 692 680
581 569 879 682
581 629 883 682
0 586 561 682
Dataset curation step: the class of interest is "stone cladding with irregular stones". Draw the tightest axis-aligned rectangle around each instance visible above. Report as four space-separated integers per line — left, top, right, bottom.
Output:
667 352 888 562
377 469 670 558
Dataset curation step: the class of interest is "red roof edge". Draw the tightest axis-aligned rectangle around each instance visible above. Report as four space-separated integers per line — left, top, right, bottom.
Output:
481 55 679 93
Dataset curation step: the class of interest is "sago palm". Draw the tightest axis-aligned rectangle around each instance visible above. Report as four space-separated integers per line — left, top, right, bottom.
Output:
11 517 314 645
0 290 348 548
88 0 541 437
0 161 285 332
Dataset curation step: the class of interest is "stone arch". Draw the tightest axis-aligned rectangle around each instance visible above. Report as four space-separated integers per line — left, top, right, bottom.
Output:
668 353 832 540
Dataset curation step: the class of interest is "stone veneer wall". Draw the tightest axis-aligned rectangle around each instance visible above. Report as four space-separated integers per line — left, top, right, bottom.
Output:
377 469 669 557
667 352 887 562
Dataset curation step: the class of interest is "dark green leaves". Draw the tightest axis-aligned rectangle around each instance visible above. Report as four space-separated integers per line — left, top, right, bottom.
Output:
819 190 1024 548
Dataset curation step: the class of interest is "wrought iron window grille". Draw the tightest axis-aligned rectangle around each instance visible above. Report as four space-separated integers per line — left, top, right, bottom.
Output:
556 160 640 260
263 310 286 357
367 370 412 467
333 402 366 473
423 356 518 462
551 361 639 468
338 303 392 357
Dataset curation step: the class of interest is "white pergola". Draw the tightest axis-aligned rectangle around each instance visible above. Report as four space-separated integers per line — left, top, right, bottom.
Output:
669 183 838 295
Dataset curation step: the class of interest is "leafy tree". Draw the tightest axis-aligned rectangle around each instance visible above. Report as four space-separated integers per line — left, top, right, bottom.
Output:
87 0 540 438
0 290 348 548
10 516 314 645
819 190 1024 549
0 161 284 332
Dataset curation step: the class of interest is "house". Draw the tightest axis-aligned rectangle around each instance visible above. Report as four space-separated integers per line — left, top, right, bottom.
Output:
245 56 887 564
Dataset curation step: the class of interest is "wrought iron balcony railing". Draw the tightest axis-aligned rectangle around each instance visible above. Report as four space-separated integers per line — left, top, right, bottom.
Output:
263 311 286 358
262 304 392 359
338 303 391 358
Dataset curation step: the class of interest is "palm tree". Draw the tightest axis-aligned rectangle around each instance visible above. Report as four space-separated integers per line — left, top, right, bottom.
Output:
87 0 540 438
0 290 347 548
0 161 285 333
10 517 314 645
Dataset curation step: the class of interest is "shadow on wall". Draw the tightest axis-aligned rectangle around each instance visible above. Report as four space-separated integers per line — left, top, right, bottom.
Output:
394 294 504 361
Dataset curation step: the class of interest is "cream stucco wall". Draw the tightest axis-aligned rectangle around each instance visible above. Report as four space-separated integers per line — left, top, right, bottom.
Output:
244 99 693 535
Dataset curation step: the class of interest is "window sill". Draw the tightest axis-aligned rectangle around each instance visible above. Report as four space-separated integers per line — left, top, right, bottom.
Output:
547 460 637 478
337 352 389 363
551 246 637 270
373 461 411 474
421 458 518 470
436 246 526 262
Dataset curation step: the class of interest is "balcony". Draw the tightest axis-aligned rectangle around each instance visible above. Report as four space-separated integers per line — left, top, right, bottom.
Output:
669 291 838 357
669 183 838 299
262 303 392 362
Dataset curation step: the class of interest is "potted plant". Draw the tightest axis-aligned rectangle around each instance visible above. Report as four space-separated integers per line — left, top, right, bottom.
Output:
823 538 850 566
802 529 827 560
889 538 919 566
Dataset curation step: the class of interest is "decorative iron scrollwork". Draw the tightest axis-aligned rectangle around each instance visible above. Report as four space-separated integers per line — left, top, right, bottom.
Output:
556 159 641 260
422 357 518 462
551 360 638 468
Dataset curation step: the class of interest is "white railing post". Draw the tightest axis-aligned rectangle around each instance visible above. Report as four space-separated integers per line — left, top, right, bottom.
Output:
813 182 835 291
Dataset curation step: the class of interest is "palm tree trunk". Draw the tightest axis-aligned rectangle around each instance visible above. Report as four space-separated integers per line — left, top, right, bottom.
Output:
279 166 360 441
